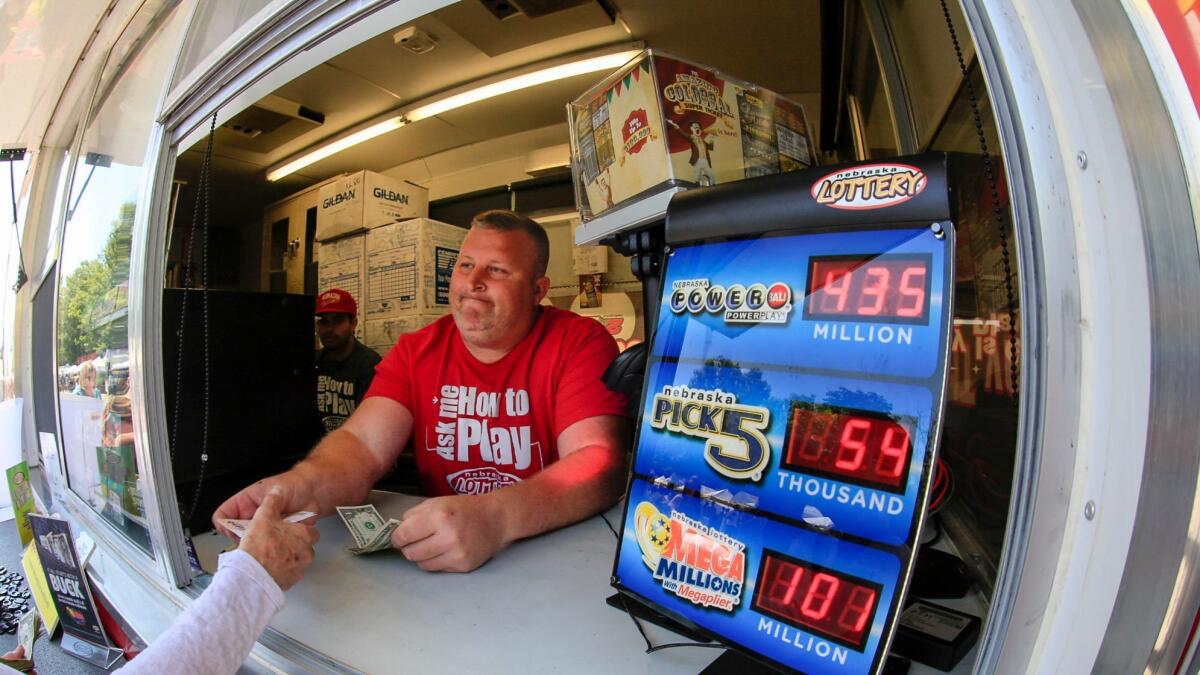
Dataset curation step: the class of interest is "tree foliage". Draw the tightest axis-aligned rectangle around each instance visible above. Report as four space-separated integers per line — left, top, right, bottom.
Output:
57 259 110 364
56 201 136 365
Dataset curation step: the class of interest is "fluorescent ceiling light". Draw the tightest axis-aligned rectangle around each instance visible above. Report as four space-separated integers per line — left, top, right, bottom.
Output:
266 116 405 181
406 51 641 122
267 44 642 182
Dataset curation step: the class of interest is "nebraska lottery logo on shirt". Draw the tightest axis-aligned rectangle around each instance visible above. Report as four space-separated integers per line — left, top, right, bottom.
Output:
428 384 543 494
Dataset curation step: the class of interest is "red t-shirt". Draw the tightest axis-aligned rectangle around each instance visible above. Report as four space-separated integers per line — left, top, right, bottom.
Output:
364 307 628 496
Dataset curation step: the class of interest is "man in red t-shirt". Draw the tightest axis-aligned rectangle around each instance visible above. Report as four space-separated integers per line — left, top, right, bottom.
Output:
215 210 629 572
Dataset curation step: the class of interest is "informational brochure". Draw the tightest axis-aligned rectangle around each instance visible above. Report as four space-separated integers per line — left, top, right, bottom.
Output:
5 462 36 546
20 544 57 636
27 515 121 667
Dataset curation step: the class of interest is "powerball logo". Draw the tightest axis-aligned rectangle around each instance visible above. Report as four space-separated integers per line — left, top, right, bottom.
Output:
633 502 746 611
669 278 792 324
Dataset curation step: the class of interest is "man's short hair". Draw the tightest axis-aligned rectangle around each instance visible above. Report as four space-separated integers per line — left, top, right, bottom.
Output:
470 209 550 278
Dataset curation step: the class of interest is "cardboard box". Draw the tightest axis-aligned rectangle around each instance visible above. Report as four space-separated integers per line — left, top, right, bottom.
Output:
316 234 366 335
365 218 466 318
316 170 429 241
572 243 609 275
364 314 445 355
569 49 817 222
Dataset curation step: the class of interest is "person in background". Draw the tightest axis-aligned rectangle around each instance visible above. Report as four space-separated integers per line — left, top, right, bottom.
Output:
314 288 380 433
72 362 101 398
4 486 318 674
217 210 629 573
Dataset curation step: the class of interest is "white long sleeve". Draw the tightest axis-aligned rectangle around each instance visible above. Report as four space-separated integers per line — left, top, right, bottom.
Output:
117 549 285 675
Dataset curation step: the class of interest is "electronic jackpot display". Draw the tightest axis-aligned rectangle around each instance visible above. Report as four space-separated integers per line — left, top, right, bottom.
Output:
612 155 956 675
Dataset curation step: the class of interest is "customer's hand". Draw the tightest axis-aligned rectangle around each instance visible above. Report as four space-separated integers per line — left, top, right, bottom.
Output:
391 494 506 573
239 486 320 591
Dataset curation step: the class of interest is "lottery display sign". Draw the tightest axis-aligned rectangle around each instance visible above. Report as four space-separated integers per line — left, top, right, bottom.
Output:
612 154 956 674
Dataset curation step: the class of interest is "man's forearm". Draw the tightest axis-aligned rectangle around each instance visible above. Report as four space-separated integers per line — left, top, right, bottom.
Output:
290 428 390 513
489 444 626 545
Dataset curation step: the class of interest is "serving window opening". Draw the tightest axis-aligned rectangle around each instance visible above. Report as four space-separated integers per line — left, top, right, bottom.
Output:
156 2 1018 672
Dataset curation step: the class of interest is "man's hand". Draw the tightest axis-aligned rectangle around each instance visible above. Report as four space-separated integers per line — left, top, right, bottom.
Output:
212 473 317 538
391 495 507 573
238 486 320 591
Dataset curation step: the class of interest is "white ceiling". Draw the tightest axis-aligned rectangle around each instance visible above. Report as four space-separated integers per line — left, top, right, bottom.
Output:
177 0 824 208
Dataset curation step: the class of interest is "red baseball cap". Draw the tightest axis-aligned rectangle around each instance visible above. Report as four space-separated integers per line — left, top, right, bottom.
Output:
315 288 357 315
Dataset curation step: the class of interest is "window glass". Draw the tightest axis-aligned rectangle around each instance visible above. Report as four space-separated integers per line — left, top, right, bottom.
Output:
838 3 898 160
883 0 975 149
929 67 1000 155
173 0 279 90
930 66 1016 584
55 4 189 554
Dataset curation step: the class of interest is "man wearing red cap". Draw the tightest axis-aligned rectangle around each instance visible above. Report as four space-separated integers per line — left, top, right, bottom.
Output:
217 210 629 573
314 288 380 433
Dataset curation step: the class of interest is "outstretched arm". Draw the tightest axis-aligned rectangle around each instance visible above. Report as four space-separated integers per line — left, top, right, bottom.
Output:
214 397 413 533
121 488 319 674
393 413 629 572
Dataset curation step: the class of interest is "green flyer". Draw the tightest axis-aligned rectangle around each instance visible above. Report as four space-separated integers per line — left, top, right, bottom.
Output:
7 462 36 546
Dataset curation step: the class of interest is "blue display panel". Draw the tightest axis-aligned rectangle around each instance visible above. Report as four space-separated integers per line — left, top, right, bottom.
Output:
634 362 933 545
616 480 901 675
653 228 949 380
613 216 954 674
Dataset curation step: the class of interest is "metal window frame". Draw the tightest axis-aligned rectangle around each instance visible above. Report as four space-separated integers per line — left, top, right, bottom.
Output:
860 0 919 155
962 0 1200 672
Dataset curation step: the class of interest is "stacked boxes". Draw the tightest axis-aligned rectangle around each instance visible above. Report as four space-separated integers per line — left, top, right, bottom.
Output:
569 49 817 222
364 315 444 356
316 235 367 336
361 218 466 353
317 170 429 241
312 171 462 352
364 218 466 319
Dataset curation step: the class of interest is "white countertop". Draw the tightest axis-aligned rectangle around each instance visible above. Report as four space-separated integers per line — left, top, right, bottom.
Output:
257 492 723 674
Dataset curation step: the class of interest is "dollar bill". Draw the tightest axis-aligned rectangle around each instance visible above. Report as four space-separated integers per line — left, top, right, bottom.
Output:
0 609 38 671
336 505 400 555
349 518 400 555
335 505 384 548
218 510 317 538
17 608 37 657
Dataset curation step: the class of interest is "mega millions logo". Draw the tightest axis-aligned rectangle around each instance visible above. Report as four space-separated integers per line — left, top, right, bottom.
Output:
812 163 928 210
651 385 771 482
669 278 793 324
621 108 654 156
633 502 746 611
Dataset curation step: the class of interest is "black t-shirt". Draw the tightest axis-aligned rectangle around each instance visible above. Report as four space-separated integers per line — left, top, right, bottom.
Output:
316 339 382 432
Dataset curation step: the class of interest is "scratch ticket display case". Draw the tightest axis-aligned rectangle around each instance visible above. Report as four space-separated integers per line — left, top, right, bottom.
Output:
611 154 959 674
568 49 818 225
